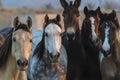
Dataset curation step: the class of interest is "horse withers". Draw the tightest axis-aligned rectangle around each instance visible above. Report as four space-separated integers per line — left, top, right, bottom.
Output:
27 14 67 80
99 10 120 80
60 0 86 80
0 16 32 80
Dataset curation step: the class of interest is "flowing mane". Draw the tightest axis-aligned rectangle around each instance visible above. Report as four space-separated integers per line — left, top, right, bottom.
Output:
0 29 13 67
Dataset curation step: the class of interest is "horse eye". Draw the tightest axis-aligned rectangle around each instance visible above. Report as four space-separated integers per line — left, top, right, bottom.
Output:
13 38 16 42
30 39 32 43
60 33 63 36
45 33 48 37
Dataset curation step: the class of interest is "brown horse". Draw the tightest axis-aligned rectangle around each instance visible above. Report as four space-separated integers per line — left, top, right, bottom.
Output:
0 16 32 80
81 6 102 80
60 0 87 80
99 10 120 80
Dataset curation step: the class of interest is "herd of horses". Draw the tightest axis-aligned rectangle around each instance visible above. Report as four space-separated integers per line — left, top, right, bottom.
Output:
0 0 120 80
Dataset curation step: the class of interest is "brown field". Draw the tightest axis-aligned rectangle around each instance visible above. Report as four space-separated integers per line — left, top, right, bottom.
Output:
0 8 120 30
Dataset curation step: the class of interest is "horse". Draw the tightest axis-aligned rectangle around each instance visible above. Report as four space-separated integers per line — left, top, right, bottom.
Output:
60 0 86 80
81 6 102 80
0 27 13 46
98 10 120 80
27 14 67 80
0 16 32 80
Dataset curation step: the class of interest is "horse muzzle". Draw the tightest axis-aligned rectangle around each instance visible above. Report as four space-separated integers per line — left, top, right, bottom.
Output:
17 58 28 71
66 33 75 41
49 52 60 63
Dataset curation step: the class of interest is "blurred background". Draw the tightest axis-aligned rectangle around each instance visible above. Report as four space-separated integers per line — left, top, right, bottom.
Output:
0 0 120 29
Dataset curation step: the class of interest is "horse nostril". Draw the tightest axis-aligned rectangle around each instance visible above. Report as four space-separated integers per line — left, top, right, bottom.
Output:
67 33 75 40
50 52 60 59
17 59 21 66
17 59 28 67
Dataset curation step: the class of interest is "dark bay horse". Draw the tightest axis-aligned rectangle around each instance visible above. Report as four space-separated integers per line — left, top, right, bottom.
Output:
60 0 86 80
27 14 67 80
81 6 102 80
0 16 32 80
99 10 120 80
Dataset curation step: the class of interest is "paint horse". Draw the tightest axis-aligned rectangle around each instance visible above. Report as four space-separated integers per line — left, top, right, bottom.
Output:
27 14 67 80
0 27 13 46
81 6 101 80
99 10 120 80
60 0 86 80
0 16 32 80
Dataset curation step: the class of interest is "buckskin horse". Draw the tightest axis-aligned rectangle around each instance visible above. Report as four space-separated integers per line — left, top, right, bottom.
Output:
81 6 102 80
99 10 120 80
27 14 67 80
0 16 32 80
60 0 86 80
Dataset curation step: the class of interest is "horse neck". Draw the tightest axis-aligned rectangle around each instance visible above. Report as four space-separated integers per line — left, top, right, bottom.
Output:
0 53 26 80
111 29 120 63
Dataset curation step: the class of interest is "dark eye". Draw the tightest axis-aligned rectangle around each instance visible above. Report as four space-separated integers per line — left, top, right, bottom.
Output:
60 33 63 36
13 38 16 42
45 33 48 37
30 39 32 43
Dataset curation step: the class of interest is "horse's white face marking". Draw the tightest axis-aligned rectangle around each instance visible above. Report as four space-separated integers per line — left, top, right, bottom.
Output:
66 27 75 34
90 17 97 41
102 23 110 52
45 23 62 54
12 29 32 69
22 33 26 41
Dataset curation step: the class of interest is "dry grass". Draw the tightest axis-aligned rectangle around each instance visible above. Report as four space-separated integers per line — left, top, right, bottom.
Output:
0 8 120 30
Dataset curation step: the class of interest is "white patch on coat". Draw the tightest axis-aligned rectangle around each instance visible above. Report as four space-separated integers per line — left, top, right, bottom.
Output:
90 17 97 41
102 23 110 51
66 27 75 34
22 33 26 40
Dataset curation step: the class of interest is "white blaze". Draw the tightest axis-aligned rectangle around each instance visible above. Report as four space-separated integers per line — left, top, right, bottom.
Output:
45 23 62 54
102 23 110 51
90 17 97 41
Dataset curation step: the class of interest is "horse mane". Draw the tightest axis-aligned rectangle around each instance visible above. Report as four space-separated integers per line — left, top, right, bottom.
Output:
0 29 13 67
33 32 45 59
99 13 120 29
44 19 62 30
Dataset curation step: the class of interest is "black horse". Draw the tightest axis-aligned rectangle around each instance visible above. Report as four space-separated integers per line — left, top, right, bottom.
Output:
60 0 86 80
81 6 102 80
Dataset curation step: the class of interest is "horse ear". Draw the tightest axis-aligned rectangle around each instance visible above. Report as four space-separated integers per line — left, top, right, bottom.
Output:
96 6 101 14
84 6 88 15
13 16 20 28
26 16 32 29
111 10 116 19
96 6 102 18
45 14 49 23
60 0 68 8
56 14 61 22
74 0 81 8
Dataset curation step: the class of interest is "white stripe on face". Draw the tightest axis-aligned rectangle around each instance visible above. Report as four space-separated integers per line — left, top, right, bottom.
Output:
90 17 97 41
102 23 110 51
66 27 75 34
45 23 62 53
